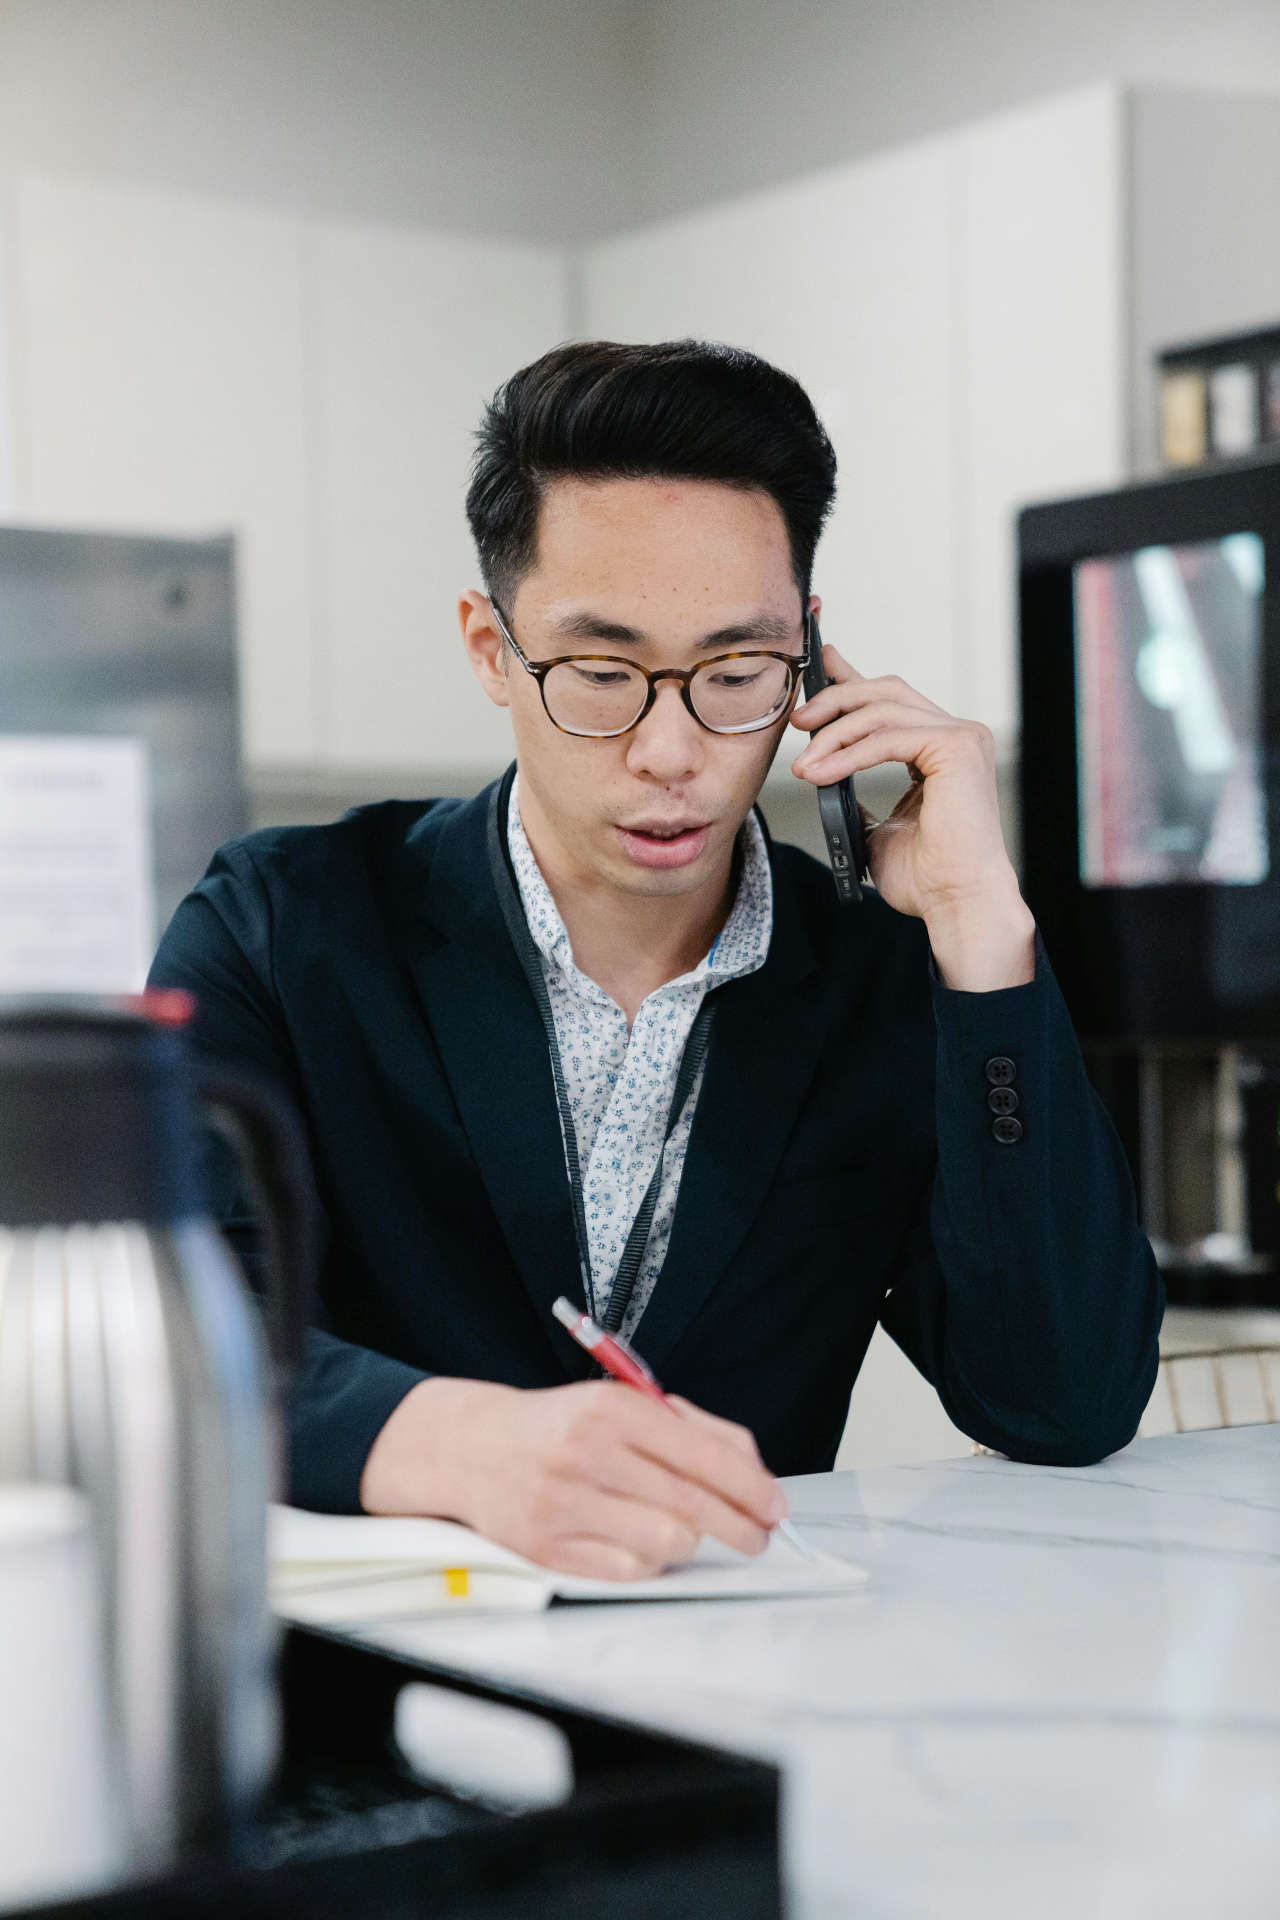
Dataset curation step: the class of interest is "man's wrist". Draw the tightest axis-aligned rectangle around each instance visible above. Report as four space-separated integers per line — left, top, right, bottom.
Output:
359 1374 497 1519
925 884 1037 993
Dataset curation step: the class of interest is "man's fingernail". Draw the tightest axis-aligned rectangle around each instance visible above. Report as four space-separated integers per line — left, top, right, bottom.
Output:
769 1487 790 1522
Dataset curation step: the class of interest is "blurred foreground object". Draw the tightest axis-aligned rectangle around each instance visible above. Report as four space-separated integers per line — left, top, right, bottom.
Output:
0 995 312 1871
394 1684 574 1811
0 1485 124 1909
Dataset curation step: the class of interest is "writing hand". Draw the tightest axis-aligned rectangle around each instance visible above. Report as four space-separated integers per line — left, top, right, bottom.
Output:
359 1376 787 1582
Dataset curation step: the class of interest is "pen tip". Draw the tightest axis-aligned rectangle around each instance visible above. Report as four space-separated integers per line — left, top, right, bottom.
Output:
551 1297 580 1330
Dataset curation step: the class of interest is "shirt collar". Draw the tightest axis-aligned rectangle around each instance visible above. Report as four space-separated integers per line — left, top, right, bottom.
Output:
506 772 772 993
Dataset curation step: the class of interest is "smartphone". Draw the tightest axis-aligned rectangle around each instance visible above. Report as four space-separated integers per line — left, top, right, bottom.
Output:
802 615 868 905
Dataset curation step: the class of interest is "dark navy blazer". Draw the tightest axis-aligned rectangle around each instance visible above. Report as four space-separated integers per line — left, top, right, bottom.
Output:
149 774 1163 1511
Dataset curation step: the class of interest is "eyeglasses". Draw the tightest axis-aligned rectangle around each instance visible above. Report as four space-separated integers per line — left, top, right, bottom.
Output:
489 600 811 739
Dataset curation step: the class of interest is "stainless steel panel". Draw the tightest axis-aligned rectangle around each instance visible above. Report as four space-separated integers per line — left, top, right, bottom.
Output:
0 525 246 934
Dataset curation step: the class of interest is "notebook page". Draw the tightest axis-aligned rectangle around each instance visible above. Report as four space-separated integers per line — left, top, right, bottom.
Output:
270 1505 543 1578
270 1505 867 1612
270 1506 554 1624
548 1527 869 1602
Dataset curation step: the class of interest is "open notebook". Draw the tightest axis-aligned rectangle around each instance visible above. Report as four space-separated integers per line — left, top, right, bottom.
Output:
270 1504 869 1623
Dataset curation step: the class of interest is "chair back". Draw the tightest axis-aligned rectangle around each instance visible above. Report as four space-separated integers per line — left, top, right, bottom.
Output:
1141 1345 1279 1435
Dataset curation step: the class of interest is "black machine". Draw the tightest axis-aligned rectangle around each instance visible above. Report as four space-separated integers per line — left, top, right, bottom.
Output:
19 1628 782 1920
1018 451 1280 1301
803 614 870 905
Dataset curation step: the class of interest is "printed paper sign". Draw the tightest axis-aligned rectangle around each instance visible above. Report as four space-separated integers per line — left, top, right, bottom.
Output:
0 736 154 992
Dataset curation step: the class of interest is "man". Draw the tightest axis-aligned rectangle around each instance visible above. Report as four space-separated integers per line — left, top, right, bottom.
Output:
150 340 1162 1582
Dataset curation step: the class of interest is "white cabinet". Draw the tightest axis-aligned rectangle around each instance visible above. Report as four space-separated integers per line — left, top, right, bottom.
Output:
583 86 1128 746
6 175 317 765
955 87 1127 736
585 83 1280 748
583 136 961 716
0 175 572 773
307 220 567 769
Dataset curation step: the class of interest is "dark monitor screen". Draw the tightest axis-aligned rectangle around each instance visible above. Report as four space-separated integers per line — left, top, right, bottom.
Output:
1019 459 1280 1044
1073 533 1267 888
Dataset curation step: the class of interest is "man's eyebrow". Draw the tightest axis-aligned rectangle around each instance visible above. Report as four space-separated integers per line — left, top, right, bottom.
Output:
548 610 799 649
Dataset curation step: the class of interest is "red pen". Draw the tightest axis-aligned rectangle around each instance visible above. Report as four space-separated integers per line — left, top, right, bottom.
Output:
551 1296 667 1401
551 1296 812 1557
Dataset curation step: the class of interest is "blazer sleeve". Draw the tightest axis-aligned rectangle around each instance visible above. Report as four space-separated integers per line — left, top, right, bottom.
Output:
879 936 1164 1466
148 840 427 1511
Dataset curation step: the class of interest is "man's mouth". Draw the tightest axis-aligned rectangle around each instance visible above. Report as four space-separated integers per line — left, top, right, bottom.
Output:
616 820 712 869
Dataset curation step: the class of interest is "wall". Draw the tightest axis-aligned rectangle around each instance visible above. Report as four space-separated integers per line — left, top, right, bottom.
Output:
2 1 1279 249
0 0 646 246
631 0 1280 227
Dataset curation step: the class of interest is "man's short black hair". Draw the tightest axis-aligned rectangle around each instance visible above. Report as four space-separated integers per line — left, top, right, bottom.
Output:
466 339 838 612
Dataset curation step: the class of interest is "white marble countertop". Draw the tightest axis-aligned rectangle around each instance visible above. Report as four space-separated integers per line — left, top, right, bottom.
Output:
360 1427 1280 1919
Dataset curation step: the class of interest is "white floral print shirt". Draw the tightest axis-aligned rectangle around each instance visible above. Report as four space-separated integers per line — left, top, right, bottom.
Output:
507 776 773 1339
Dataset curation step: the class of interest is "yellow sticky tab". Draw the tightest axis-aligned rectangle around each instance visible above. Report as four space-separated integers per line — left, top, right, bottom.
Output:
444 1567 470 1599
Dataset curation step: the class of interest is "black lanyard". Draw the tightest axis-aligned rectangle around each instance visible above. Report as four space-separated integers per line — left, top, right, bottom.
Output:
486 771 716 1335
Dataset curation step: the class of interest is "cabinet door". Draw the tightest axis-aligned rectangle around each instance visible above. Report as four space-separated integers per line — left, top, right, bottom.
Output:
583 140 959 715
958 86 1127 741
10 174 315 764
308 220 568 770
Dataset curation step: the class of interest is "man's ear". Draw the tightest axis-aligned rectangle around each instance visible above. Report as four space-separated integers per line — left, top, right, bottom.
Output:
458 590 511 709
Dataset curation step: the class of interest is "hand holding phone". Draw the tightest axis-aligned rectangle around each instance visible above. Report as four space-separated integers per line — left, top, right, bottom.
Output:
801 615 869 905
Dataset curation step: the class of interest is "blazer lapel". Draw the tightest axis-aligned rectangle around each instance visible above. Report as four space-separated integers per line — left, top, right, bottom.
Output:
388 779 593 1383
632 855 864 1378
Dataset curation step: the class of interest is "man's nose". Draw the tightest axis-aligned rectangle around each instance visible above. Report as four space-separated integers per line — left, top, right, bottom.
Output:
625 678 705 783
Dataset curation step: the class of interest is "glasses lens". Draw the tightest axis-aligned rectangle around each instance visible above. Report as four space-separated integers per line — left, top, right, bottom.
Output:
690 656 794 732
543 659 649 736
